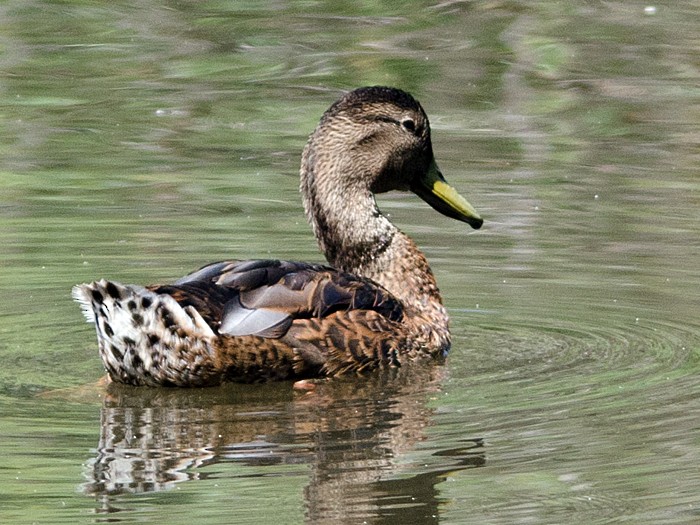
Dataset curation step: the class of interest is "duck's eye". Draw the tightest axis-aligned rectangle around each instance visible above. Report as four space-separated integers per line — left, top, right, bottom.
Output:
401 118 416 133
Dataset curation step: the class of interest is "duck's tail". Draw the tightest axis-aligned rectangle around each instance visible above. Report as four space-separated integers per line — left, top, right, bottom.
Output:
72 281 219 386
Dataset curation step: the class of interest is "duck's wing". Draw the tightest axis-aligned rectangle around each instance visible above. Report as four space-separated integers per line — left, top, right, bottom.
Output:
150 259 404 340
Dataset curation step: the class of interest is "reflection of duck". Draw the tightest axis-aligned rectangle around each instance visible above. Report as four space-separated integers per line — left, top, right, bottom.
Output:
82 364 485 523
73 87 483 386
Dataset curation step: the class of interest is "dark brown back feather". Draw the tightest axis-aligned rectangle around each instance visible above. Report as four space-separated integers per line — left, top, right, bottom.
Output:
150 259 404 339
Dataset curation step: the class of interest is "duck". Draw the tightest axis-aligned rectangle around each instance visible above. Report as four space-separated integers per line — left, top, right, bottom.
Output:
73 86 483 387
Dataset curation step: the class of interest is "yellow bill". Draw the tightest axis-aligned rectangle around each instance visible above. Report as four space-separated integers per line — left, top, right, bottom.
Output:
411 159 483 229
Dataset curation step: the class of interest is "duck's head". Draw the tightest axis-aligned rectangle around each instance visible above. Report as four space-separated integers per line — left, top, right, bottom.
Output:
301 86 483 230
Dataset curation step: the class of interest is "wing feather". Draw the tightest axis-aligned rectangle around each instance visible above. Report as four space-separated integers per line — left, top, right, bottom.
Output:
220 295 293 337
150 259 404 340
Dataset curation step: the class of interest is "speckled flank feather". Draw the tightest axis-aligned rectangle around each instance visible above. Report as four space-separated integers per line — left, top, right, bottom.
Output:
73 86 483 387
72 281 219 386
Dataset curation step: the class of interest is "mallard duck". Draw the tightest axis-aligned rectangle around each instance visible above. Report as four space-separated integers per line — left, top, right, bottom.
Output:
73 86 483 387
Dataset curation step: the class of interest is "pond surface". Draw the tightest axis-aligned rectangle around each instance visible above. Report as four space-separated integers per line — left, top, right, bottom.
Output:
1 1 698 524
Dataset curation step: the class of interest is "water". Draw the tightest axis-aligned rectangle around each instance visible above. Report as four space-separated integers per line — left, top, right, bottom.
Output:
1 1 699 523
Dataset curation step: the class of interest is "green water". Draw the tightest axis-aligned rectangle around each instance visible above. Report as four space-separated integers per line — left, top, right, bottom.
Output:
1 1 699 523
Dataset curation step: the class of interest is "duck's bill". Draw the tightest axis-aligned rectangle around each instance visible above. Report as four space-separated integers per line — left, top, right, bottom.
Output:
411 160 483 229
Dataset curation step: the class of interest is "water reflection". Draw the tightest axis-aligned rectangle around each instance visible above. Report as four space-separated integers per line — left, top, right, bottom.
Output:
82 365 484 522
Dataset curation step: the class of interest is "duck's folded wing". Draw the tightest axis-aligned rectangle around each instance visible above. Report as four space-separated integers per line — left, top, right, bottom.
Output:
150 259 404 339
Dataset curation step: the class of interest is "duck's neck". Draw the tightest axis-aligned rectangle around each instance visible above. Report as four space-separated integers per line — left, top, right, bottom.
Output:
301 160 449 351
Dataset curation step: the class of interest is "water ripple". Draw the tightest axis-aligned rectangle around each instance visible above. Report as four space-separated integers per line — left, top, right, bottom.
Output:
451 308 699 389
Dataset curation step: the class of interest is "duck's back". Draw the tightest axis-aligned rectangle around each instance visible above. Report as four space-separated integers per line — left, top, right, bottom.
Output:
73 259 406 386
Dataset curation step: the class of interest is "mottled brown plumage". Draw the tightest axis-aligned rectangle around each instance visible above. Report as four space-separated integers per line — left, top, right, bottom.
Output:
73 86 483 386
